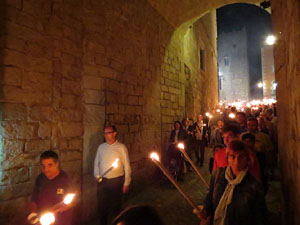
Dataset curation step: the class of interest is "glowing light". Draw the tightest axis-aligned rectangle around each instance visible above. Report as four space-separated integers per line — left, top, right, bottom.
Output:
40 212 55 225
265 35 276 45
150 152 160 161
205 112 210 117
216 109 220 113
257 82 263 88
112 158 119 168
209 115 213 119
63 193 75 205
177 143 185 150
229 113 236 119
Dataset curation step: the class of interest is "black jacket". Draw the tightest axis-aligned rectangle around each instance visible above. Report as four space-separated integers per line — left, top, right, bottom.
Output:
204 167 266 225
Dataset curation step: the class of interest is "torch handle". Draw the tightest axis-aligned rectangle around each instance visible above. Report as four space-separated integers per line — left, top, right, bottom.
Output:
153 160 200 211
101 166 113 178
179 149 209 189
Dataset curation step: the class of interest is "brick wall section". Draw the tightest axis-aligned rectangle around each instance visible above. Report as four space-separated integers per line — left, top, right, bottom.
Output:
0 0 218 223
0 0 84 222
160 45 185 145
190 11 218 117
272 0 300 224
160 11 218 146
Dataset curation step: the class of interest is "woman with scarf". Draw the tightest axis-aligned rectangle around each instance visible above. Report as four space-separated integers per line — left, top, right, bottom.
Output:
196 140 266 225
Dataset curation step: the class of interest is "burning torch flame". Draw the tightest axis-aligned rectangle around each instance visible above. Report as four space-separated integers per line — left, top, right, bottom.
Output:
177 143 185 150
40 212 55 225
229 113 236 119
150 152 160 161
112 158 119 168
63 193 76 205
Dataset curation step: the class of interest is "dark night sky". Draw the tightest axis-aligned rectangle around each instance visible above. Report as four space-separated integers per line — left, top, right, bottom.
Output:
217 3 272 99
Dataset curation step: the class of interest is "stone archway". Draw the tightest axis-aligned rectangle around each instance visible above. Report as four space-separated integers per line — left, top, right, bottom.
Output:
0 0 299 224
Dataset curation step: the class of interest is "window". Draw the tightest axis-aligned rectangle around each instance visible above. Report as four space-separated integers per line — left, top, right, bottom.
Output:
224 57 229 66
200 49 205 71
219 76 224 90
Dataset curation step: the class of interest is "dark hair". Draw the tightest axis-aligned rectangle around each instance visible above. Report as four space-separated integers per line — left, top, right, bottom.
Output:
228 140 248 156
40 150 59 163
181 118 188 124
236 112 246 117
213 144 225 150
223 124 240 136
241 132 256 142
247 117 258 123
112 205 164 225
105 125 117 132
173 121 182 129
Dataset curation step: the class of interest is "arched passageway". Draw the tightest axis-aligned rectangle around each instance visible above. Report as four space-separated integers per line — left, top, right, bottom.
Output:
0 0 299 224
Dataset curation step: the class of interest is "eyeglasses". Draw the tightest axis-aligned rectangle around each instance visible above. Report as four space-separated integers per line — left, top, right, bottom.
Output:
227 153 247 160
104 131 115 135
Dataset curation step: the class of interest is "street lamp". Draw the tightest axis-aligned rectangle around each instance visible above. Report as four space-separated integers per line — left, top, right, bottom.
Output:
265 35 276 45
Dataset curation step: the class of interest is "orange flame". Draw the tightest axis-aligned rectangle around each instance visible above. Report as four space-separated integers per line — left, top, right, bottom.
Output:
177 143 185 150
63 193 75 205
150 152 160 161
40 212 55 225
112 158 119 168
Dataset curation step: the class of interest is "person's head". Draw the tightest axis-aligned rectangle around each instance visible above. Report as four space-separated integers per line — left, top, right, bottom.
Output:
227 140 249 176
104 125 117 144
213 143 225 152
265 108 273 119
173 121 181 130
181 118 189 128
217 120 225 130
247 117 258 133
197 114 203 122
241 133 256 150
40 150 60 180
113 205 164 225
236 112 246 126
231 107 237 113
257 116 266 128
223 124 240 147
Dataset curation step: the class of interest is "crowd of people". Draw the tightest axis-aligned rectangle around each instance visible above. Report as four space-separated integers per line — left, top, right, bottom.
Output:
27 100 278 225
166 100 278 225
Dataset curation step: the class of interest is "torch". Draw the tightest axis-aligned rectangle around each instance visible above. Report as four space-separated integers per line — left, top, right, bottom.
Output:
28 193 76 225
150 152 200 212
177 143 209 188
228 113 236 119
97 158 119 182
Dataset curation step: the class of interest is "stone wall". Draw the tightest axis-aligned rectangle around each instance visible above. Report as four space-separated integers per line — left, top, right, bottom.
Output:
0 0 84 223
271 0 300 224
0 0 218 223
261 46 275 98
159 11 218 155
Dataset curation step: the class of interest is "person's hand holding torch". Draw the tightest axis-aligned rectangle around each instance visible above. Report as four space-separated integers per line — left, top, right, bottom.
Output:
97 158 119 182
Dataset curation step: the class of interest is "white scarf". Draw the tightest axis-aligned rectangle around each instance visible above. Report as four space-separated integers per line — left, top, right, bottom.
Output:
213 166 248 225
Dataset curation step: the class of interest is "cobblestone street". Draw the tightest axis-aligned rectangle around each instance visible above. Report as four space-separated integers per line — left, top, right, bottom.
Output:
89 149 281 225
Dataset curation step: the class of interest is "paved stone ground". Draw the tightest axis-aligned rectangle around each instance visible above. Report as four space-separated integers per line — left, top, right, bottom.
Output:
88 149 282 225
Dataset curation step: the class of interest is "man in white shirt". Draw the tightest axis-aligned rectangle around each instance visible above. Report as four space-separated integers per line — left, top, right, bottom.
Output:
94 125 132 225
